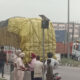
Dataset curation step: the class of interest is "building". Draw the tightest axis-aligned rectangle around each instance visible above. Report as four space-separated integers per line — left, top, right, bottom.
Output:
53 22 80 42
53 22 80 56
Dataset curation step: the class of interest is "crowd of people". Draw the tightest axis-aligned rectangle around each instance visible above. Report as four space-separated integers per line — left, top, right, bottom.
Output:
0 46 59 80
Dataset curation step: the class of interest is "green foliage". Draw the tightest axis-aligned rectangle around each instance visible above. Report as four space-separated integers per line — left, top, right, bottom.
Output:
60 58 80 67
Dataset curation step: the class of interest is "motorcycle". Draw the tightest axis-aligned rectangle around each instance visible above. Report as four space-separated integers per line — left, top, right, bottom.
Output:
53 73 61 80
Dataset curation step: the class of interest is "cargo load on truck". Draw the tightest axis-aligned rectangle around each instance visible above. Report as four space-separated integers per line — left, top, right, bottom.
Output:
0 17 56 62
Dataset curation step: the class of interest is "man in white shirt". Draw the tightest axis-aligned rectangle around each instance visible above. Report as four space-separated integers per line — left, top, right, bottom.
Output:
34 56 43 80
45 52 59 69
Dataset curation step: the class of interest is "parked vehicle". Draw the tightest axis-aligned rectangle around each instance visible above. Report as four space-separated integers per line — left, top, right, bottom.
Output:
56 42 72 57
72 41 80 61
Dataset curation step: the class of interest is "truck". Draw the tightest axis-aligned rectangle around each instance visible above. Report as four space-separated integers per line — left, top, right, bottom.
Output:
72 41 80 61
0 17 56 62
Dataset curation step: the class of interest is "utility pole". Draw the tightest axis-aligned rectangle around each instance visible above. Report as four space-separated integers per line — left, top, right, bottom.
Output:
39 15 49 80
72 22 74 42
67 0 70 58
79 25 80 38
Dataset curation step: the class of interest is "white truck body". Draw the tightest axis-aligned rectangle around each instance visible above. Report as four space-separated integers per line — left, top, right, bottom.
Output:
72 42 80 61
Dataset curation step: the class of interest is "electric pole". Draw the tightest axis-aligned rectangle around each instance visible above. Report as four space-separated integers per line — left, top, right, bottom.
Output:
72 22 74 42
67 0 70 58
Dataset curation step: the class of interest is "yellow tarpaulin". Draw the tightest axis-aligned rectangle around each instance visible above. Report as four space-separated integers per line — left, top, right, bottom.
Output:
8 17 56 62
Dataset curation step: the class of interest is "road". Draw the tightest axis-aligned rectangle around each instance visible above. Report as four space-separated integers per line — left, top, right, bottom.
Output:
54 66 80 80
0 64 10 80
1 65 80 80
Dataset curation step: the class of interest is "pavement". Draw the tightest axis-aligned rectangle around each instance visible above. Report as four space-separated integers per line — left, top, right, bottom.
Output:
54 66 80 80
0 74 10 80
1 65 80 80
0 64 10 80
0 64 31 80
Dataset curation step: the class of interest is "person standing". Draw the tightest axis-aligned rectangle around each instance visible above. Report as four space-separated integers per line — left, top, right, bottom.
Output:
46 59 54 80
0 46 8 78
34 56 43 80
16 52 26 80
28 53 36 80
13 50 21 80
45 52 59 69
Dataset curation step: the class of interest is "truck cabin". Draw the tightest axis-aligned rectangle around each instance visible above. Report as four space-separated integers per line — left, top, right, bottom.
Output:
73 43 80 51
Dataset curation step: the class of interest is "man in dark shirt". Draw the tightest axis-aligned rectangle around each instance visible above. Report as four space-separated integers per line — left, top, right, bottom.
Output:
0 46 7 78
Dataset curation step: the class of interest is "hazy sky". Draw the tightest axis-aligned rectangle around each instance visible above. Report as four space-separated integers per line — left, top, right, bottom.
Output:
0 0 80 22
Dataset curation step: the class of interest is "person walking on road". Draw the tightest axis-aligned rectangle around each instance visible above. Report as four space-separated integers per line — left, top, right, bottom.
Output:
0 46 8 78
34 55 43 80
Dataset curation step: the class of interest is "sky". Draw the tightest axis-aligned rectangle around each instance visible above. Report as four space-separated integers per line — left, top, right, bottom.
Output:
0 0 80 22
